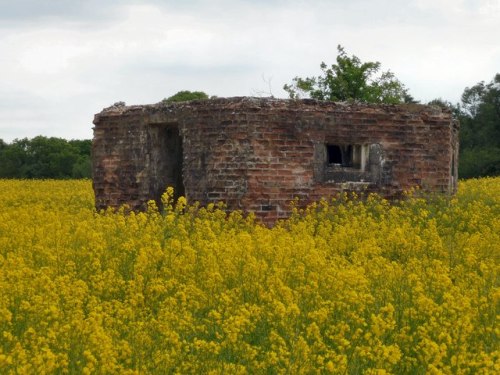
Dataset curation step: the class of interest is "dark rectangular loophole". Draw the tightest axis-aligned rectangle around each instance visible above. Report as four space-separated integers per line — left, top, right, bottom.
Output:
327 145 342 164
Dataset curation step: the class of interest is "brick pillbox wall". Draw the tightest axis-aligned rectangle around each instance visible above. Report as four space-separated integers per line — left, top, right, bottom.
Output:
92 97 459 225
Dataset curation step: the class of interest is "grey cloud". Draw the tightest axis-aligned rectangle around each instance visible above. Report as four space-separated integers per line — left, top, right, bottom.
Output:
0 0 127 24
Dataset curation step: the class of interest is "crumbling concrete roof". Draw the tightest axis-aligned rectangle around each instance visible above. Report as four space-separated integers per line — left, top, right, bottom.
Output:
95 96 452 121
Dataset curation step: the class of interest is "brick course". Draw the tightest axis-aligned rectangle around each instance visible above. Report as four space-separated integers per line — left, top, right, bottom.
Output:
92 97 459 225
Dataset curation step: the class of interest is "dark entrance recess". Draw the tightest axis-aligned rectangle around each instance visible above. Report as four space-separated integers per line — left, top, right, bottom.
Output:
150 123 185 207
164 126 185 200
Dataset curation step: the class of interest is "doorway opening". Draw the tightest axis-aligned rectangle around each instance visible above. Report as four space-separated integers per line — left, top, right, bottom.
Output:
151 123 185 206
164 125 185 200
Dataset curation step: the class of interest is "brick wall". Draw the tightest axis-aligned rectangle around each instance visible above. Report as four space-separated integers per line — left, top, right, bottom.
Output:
92 98 459 224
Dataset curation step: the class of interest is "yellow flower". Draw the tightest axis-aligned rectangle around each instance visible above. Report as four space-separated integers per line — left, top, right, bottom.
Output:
0 178 498 373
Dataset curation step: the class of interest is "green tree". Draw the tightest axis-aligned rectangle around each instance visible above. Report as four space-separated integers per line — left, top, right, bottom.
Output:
0 139 28 178
72 155 92 178
283 45 410 103
0 136 92 179
69 139 92 178
69 139 92 156
457 74 500 178
163 90 209 103
20 137 74 178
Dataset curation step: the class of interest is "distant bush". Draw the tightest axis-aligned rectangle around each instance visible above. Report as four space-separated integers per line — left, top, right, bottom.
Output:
162 90 209 103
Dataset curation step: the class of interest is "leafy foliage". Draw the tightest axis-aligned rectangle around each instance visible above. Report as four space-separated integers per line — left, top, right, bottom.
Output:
0 136 92 179
284 45 410 104
162 90 209 103
431 74 500 179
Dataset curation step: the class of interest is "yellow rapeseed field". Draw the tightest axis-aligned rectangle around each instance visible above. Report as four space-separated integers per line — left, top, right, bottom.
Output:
0 178 498 374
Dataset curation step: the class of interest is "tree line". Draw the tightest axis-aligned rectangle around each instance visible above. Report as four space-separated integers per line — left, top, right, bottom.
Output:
454 75 500 178
0 137 91 179
0 47 497 179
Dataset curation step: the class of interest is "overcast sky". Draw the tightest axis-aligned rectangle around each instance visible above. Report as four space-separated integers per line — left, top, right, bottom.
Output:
1 0 499 142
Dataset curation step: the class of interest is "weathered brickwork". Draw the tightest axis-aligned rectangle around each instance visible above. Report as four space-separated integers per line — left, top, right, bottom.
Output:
92 97 459 224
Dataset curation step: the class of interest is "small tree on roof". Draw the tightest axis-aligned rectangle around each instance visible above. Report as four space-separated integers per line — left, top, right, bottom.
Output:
284 45 411 104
